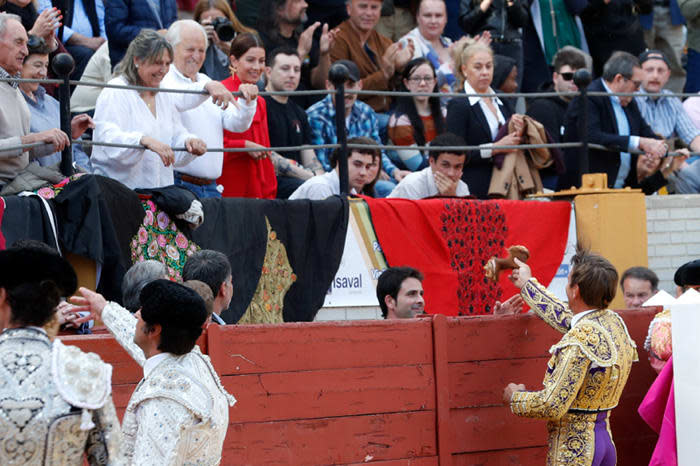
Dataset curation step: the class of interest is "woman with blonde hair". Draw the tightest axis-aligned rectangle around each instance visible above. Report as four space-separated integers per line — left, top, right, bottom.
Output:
445 39 525 198
193 0 254 80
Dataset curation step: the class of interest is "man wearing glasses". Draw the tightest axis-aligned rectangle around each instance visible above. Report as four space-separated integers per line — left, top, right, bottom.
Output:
562 51 668 192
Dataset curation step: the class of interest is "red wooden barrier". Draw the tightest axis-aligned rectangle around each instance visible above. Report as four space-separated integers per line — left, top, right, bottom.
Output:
60 308 659 465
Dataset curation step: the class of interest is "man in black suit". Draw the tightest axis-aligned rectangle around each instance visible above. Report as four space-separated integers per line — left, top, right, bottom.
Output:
562 51 668 191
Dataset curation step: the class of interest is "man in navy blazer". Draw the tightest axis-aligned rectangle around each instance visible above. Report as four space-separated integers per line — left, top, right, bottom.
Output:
105 0 178 68
562 51 668 192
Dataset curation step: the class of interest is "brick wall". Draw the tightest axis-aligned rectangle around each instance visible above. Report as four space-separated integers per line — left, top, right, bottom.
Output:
646 194 700 293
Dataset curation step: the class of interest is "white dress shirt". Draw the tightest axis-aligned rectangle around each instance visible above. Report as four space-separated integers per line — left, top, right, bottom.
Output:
388 166 470 199
463 80 506 159
289 170 357 200
91 76 209 189
161 65 257 180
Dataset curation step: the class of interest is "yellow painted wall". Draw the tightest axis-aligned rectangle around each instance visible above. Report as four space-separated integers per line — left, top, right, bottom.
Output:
574 193 648 309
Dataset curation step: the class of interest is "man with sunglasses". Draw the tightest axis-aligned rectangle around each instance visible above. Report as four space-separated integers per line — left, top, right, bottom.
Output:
563 51 669 192
526 47 587 189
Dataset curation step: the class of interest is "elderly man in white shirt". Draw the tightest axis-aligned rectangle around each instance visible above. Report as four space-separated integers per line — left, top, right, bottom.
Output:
289 136 379 200
389 132 470 199
163 20 258 197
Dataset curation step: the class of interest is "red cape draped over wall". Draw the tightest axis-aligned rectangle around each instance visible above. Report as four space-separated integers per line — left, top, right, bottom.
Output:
364 198 572 316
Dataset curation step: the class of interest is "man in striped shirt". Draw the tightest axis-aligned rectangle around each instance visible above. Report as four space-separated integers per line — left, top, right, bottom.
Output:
635 49 700 153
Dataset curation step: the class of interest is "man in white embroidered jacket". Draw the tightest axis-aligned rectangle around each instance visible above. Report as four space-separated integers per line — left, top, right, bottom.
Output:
73 279 235 465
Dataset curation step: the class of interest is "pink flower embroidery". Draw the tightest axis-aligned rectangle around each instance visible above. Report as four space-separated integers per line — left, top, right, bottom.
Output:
175 233 188 249
138 227 148 244
166 245 179 261
144 210 154 226
147 240 159 257
37 187 55 199
157 234 167 248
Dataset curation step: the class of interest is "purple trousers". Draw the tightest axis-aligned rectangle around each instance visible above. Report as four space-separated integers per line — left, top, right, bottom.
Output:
592 411 616 466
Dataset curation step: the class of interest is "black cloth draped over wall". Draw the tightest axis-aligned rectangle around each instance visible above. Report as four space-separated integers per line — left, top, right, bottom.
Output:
1 176 347 321
2 195 58 250
1 175 143 302
192 196 348 323
52 175 144 301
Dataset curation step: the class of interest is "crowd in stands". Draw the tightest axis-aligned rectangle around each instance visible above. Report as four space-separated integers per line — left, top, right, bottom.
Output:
4 0 700 199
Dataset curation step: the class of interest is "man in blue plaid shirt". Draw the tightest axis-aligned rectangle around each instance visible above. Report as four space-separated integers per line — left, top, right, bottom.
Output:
306 59 410 196
636 49 700 153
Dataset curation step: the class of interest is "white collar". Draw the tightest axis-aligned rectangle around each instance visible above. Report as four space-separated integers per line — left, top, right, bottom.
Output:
602 79 622 106
168 64 206 84
143 352 170 378
464 80 502 106
330 169 358 194
571 309 599 328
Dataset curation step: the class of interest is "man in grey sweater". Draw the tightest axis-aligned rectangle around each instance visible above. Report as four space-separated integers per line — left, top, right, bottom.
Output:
0 13 70 185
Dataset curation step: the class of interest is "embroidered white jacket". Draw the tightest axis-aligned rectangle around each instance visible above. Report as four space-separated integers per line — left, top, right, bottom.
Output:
102 303 236 465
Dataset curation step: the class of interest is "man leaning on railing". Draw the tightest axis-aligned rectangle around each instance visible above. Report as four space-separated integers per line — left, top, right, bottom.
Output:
0 13 72 194
562 51 687 194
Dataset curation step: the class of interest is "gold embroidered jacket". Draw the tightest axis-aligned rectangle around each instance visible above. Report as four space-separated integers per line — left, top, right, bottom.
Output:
511 279 638 418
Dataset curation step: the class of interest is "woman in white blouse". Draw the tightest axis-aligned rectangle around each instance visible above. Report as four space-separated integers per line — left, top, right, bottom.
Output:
92 29 223 189
445 40 524 199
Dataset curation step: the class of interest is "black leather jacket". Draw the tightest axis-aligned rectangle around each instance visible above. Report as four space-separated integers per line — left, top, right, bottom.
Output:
459 0 529 41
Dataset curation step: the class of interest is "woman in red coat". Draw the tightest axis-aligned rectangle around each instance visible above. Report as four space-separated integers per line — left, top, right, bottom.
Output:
220 33 276 198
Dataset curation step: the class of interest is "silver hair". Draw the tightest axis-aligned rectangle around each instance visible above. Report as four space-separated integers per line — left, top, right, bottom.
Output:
602 51 639 83
166 19 208 49
0 12 22 40
122 260 168 312
115 29 173 86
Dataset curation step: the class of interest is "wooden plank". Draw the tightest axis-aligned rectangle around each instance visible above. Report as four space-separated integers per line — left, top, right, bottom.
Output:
346 457 438 465
223 365 435 423
611 308 658 466
449 358 550 408
207 319 434 375
452 446 547 465
449 406 547 454
59 335 142 384
222 412 437 465
431 314 452 466
446 314 562 363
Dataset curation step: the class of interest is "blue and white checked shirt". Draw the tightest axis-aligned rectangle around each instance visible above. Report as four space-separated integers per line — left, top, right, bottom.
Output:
636 89 700 144
306 95 396 175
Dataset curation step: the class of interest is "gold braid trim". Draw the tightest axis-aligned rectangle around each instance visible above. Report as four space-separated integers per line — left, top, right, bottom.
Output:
550 320 617 368
520 278 572 334
546 411 599 465
238 217 296 325
510 344 590 420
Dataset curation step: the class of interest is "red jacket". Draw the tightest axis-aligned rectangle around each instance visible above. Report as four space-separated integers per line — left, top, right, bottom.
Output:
219 74 277 199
